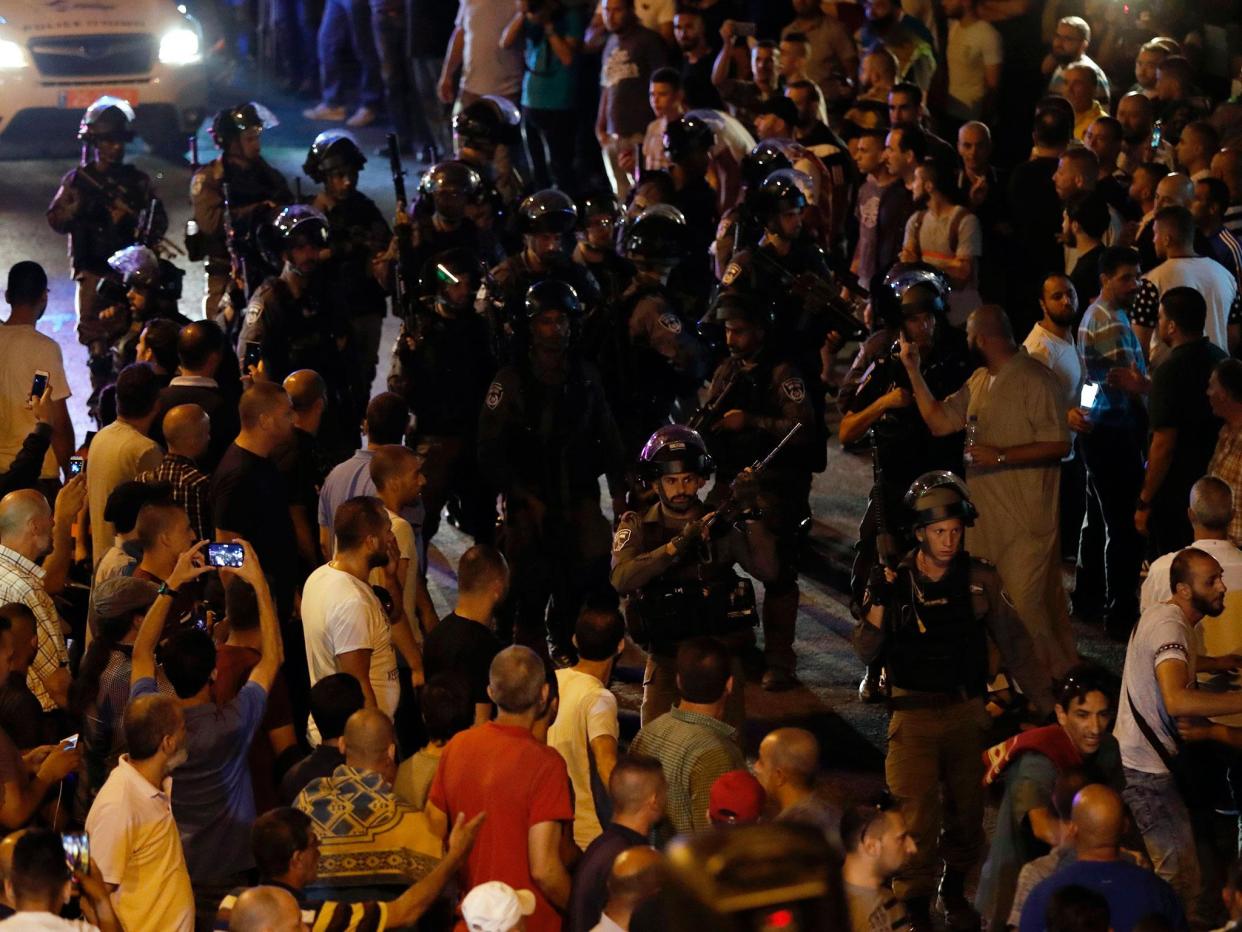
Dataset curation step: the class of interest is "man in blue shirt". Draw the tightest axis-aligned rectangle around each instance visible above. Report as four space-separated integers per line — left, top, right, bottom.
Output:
1019 784 1186 932
130 537 283 931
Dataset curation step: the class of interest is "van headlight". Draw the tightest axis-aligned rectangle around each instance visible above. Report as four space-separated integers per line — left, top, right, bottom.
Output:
0 39 26 70
158 27 201 65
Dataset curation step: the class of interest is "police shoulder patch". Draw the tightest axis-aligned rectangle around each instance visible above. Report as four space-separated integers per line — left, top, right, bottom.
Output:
722 262 742 286
244 303 262 326
781 377 806 403
484 381 504 410
612 527 633 552
657 312 683 334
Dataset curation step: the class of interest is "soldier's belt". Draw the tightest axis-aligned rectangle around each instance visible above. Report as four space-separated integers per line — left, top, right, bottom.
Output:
887 686 979 711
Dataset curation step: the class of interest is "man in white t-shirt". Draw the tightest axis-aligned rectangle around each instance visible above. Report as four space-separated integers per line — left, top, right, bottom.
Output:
942 0 1001 123
302 497 423 744
548 606 624 850
1114 547 1242 921
1023 274 1084 409
1137 204 1238 367
368 445 430 639
0 262 74 481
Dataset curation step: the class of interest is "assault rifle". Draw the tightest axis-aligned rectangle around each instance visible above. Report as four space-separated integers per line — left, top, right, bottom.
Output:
219 156 249 313
868 426 899 568
386 132 413 326
705 422 803 532
686 368 740 433
750 249 868 341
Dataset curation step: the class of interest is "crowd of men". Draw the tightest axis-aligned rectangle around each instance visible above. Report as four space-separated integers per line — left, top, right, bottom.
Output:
8 0 1242 929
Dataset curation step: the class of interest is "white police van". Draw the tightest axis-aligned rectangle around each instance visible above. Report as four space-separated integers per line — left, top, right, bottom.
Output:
0 0 208 156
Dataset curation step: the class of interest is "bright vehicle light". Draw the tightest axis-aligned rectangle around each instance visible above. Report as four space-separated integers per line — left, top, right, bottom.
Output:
158 27 200 65
0 39 26 69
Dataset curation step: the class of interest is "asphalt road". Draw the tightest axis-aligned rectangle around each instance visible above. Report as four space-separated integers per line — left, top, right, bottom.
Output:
0 84 1124 805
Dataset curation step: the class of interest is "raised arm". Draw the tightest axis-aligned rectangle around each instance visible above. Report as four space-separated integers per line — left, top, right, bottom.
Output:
232 540 283 692
899 337 968 436
132 540 212 684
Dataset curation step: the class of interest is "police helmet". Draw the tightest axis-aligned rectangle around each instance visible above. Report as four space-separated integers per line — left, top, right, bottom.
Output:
741 140 793 190
452 95 522 151
519 189 578 236
663 114 715 163
78 96 136 142
302 130 366 182
755 168 809 221
419 160 483 199
209 101 278 148
875 263 951 329
420 247 485 296
272 205 330 250
904 470 977 528
638 425 714 483
620 204 688 263
578 190 622 229
711 290 774 328
106 245 160 288
524 279 581 320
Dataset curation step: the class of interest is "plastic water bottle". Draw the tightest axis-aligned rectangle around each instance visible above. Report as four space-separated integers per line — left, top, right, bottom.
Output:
964 415 979 466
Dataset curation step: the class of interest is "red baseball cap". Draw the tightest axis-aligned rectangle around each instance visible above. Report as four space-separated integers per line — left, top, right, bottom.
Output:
709 770 766 824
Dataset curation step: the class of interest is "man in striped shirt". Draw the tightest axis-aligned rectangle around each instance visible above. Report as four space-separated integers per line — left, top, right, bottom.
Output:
629 637 745 836
138 404 212 541
1194 177 1242 285
1210 147 1242 239
1074 246 1147 637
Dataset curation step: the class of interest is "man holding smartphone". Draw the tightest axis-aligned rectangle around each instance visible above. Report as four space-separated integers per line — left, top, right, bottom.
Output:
0 263 74 485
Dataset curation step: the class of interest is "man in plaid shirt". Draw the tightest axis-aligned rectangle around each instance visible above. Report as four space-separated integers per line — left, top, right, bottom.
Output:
138 404 213 541
1075 246 1148 638
0 484 83 711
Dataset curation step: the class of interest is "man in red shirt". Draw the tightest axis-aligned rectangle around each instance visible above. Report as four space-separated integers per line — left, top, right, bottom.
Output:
428 645 573 931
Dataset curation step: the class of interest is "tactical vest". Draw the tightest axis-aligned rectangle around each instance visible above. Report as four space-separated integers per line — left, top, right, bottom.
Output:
884 555 990 697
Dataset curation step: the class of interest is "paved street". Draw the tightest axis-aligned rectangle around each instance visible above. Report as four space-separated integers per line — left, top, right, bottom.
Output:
0 84 1124 806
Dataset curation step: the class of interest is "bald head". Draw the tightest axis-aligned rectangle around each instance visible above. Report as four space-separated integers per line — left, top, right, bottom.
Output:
283 370 327 414
760 728 819 788
1212 148 1242 200
967 304 1015 345
1190 475 1233 532
342 709 396 768
228 885 304 931
1156 172 1195 209
162 404 210 459
0 490 51 558
488 645 548 714
605 847 664 908
1070 784 1124 850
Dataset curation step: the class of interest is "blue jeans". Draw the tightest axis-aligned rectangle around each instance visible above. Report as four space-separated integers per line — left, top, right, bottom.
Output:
317 0 382 108
1122 767 1202 920
270 0 319 87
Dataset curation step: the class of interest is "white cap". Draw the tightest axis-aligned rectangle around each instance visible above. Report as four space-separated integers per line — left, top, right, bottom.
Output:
461 881 537 932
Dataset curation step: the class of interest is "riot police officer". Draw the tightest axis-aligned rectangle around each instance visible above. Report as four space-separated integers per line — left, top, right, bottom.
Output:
452 95 527 210
47 97 167 361
611 425 778 728
303 130 392 417
701 292 816 691
96 245 188 372
605 205 707 458
713 139 793 279
477 280 627 664
190 102 292 323
855 472 1054 932
573 190 635 313
389 247 497 545
402 160 488 303
237 206 355 457
838 266 971 673
483 190 602 362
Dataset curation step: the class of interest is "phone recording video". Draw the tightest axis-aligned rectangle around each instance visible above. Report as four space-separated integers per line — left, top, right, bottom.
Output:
29 370 48 405
1079 382 1100 409
243 341 262 372
63 733 79 751
61 832 89 875
206 542 245 568
68 456 84 477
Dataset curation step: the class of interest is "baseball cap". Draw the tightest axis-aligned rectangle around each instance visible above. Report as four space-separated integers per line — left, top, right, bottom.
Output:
709 770 766 824
756 96 799 129
91 576 159 621
461 881 537 932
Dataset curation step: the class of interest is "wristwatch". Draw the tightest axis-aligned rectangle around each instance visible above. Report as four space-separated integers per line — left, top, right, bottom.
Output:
156 581 178 599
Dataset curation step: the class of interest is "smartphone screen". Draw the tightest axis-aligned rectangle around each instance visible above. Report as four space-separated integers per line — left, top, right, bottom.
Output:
61 832 89 874
243 342 262 371
206 542 245 568
30 370 48 398
63 733 79 750
1080 382 1100 409
68 456 84 477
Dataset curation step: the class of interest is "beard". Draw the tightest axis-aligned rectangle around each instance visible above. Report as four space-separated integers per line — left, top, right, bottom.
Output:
1122 128 1148 145
1053 49 1076 66
868 12 896 29
912 193 930 210
1193 592 1226 618
366 547 390 570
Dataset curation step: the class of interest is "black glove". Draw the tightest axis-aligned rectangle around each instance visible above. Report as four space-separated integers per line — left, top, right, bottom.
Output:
729 471 760 511
671 518 706 557
865 563 892 607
